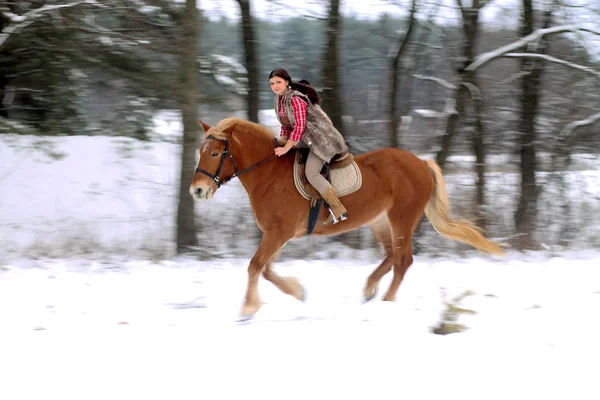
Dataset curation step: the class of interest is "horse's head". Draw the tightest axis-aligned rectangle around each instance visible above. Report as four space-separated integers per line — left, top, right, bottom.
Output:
189 120 237 201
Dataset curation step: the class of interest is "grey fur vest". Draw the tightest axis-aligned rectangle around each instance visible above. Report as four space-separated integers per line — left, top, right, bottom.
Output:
274 89 348 162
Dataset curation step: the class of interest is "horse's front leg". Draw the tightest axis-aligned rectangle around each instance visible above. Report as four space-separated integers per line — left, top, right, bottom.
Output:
240 231 290 319
263 259 306 302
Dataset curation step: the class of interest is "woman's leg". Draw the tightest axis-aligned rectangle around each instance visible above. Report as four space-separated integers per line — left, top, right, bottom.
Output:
305 150 330 195
305 150 348 223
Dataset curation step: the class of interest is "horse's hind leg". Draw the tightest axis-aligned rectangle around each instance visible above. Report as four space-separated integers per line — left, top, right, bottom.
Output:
363 214 394 302
262 256 306 302
382 212 420 302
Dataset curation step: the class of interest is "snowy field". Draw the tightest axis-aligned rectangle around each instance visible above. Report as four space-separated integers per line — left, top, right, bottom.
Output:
1 252 600 400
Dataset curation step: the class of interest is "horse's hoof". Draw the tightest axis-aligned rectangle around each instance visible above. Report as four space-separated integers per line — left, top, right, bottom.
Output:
237 313 255 323
362 294 375 304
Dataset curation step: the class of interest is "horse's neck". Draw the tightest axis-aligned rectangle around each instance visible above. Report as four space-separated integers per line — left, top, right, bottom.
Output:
234 138 273 168
233 139 279 192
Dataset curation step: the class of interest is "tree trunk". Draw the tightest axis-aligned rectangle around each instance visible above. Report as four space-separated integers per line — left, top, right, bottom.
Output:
436 84 467 169
436 2 487 230
176 0 200 253
437 3 483 170
236 0 259 123
0 12 9 118
321 0 343 131
471 87 486 230
514 1 552 250
387 0 417 149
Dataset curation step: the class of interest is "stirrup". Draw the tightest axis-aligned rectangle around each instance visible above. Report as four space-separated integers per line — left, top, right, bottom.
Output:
327 208 348 225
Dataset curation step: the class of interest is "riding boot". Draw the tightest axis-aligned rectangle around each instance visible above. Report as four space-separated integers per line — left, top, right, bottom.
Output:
322 187 348 224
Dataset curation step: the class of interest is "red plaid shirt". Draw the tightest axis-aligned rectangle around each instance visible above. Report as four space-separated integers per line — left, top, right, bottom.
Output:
279 94 307 142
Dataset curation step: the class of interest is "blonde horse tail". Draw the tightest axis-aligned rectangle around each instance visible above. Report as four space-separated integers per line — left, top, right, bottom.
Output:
423 159 504 256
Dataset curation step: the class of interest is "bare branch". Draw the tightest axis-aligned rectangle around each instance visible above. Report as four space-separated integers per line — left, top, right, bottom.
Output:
412 74 457 90
455 0 465 18
412 73 482 99
257 0 326 20
411 41 444 49
465 25 600 71
558 111 600 143
503 52 600 79
461 82 482 100
500 70 531 84
0 1 108 48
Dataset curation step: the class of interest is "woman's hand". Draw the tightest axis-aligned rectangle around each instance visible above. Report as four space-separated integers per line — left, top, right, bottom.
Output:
274 139 297 157
274 147 289 157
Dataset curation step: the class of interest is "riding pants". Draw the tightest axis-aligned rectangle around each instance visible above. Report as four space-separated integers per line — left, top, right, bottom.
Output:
305 150 332 195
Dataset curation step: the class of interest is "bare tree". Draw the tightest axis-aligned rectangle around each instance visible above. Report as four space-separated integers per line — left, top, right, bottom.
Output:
1 1 203 252
176 0 201 253
236 0 260 123
512 1 554 250
321 0 343 131
417 0 490 230
0 8 10 118
461 18 600 249
387 0 417 149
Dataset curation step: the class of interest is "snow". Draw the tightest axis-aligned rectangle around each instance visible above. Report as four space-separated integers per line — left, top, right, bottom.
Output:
98 36 113 46
1 252 600 400
138 5 160 14
215 74 238 86
4 12 26 23
212 54 247 74
0 133 181 255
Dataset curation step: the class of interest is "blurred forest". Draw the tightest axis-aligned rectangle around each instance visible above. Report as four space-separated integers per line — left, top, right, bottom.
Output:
1 0 599 258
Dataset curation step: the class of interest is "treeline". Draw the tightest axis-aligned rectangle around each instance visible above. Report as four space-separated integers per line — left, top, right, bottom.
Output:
2 1 599 253
2 8 597 154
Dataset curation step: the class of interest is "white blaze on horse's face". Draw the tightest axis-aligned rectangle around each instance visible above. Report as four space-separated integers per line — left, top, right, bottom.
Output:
189 138 225 201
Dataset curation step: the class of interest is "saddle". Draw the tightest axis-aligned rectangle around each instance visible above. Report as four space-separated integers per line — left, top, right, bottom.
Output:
289 148 362 235
293 148 362 201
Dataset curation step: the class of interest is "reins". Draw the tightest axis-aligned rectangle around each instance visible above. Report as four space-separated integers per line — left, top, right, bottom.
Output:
195 134 278 188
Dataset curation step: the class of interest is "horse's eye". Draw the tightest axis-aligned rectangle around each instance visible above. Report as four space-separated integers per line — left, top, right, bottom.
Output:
212 152 219 157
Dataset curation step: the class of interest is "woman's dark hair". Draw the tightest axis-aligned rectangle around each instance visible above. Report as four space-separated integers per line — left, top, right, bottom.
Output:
268 68 320 105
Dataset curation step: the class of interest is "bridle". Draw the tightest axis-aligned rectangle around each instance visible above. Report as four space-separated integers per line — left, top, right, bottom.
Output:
195 134 278 188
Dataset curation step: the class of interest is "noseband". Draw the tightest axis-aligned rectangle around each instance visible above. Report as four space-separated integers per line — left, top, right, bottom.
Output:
195 134 278 188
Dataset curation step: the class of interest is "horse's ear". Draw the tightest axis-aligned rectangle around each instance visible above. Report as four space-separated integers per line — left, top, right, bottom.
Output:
222 125 235 136
198 120 211 133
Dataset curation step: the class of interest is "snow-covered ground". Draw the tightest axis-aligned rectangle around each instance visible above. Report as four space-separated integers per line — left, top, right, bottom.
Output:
1 252 600 400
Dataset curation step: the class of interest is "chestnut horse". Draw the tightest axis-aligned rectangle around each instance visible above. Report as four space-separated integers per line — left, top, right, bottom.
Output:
190 117 503 319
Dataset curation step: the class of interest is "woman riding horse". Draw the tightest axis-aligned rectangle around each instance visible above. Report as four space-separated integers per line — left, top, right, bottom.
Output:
190 117 504 320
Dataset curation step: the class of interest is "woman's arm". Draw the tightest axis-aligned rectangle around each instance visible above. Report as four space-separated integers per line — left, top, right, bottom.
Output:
287 96 307 142
275 96 307 157
274 138 297 156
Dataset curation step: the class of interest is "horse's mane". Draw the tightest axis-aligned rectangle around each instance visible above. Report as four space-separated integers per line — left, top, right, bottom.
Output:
208 118 275 147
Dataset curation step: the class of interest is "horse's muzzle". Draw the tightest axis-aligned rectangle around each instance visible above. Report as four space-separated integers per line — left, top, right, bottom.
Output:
189 184 213 201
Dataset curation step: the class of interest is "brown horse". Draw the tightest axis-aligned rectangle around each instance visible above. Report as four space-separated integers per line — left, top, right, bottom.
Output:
190 117 503 319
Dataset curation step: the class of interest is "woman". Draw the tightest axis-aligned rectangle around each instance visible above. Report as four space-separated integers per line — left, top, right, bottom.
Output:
269 68 348 224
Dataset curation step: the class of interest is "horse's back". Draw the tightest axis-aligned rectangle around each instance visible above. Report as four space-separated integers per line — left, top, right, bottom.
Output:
354 147 435 204
356 147 432 179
